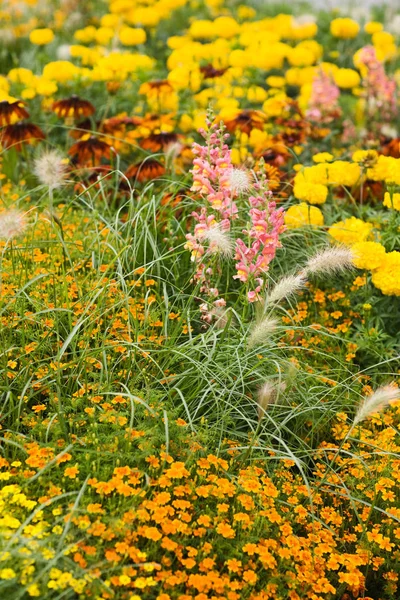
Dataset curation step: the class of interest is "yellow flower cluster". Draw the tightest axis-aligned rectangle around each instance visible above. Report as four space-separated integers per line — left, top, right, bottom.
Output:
371 252 400 295
285 202 324 228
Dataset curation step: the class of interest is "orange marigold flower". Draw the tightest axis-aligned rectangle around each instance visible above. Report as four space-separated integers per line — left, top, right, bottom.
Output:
243 569 257 584
64 464 79 479
143 526 162 541
216 522 235 538
165 461 189 479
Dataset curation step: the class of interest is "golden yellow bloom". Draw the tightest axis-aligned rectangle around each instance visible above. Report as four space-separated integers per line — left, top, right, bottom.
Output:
327 161 360 186
383 192 400 211
329 217 373 246
330 18 360 39
364 21 384 34
371 251 400 295
313 152 333 163
352 241 386 270
293 181 328 205
119 27 146 46
42 61 80 83
333 68 360 89
29 28 54 45
285 202 324 229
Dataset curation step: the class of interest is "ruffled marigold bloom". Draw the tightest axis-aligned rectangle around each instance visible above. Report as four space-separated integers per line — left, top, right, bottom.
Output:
52 96 95 119
285 202 324 229
68 135 111 166
383 192 400 211
330 17 360 39
223 110 266 135
0 99 29 126
371 251 400 295
125 159 165 182
293 181 328 205
328 217 373 246
1 122 45 150
352 241 386 270
29 28 54 45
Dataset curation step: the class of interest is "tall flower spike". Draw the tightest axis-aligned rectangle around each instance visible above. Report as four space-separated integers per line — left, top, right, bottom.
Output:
353 384 400 426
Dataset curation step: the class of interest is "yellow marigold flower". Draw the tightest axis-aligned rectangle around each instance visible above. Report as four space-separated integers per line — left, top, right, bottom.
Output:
330 18 360 39
372 251 400 295
0 568 16 579
329 217 373 246
27 584 41 597
213 16 240 38
327 161 360 186
119 27 146 46
333 68 360 89
237 6 256 20
42 61 80 83
100 14 119 28
189 20 214 39
364 21 384 34
367 155 396 181
285 202 324 229
29 28 54 45
313 152 333 163
293 181 328 205
294 165 329 187
8 68 35 85
266 75 285 88
247 86 267 102
384 158 400 185
352 241 386 270
95 27 114 45
352 150 378 167
383 192 400 211
74 26 97 44
288 47 315 67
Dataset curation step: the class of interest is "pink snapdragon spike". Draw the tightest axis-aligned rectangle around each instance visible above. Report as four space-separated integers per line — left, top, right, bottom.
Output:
306 69 341 123
186 117 286 317
357 46 397 126
234 201 285 303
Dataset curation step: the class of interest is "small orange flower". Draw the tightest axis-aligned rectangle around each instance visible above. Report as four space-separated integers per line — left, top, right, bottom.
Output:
64 464 79 479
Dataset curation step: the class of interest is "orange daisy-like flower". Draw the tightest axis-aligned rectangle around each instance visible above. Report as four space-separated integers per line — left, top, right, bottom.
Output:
1 122 46 150
68 135 111 166
140 132 181 153
125 158 165 183
258 140 290 167
52 95 95 119
223 109 266 135
69 118 94 140
0 99 29 126
200 64 228 79
381 137 400 158
101 115 142 134
139 80 174 96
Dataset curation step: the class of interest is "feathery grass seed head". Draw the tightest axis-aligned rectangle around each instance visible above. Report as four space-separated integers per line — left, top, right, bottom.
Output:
305 245 354 277
354 384 400 426
266 273 307 305
34 149 67 190
0 209 28 240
